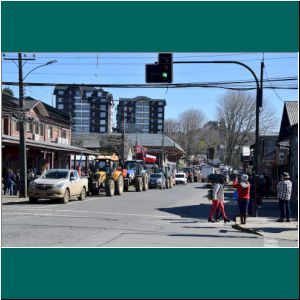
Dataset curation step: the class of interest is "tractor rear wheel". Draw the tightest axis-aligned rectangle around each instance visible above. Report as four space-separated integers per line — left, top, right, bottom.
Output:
142 174 148 191
135 176 143 192
115 176 124 195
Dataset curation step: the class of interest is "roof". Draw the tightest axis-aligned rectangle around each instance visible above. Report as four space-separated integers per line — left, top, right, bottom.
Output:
2 134 98 155
119 96 166 104
127 133 185 153
279 101 298 140
285 101 298 126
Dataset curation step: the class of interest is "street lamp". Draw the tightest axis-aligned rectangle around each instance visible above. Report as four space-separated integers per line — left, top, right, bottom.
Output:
18 55 57 198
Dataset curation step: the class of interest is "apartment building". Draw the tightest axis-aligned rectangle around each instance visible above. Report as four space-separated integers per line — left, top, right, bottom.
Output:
116 96 166 134
53 86 114 134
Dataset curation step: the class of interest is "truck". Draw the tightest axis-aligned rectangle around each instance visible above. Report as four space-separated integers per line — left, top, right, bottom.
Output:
28 169 89 204
200 165 217 182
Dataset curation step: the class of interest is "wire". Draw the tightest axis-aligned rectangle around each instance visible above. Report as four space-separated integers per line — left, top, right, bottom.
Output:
264 65 285 102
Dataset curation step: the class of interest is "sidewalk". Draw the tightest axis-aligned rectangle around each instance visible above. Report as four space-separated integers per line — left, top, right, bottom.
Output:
232 198 298 241
1 194 29 204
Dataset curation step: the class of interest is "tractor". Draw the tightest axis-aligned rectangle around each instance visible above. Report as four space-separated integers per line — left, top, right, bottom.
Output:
123 160 149 192
89 154 125 197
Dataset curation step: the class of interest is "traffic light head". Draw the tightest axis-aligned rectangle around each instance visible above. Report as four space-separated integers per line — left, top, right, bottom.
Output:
146 53 173 83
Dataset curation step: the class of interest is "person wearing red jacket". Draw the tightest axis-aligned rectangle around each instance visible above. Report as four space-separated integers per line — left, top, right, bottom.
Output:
233 174 251 224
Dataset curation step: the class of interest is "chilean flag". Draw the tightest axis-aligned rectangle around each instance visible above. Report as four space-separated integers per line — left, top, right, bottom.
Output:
145 154 157 163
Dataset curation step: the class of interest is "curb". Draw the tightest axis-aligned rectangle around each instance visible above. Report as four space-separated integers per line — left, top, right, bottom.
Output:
232 223 264 236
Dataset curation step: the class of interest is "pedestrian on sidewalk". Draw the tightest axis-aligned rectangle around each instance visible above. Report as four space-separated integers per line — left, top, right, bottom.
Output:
233 174 251 224
276 172 292 222
208 176 230 223
6 169 16 196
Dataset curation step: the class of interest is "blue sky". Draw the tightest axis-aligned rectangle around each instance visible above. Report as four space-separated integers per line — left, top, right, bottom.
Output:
2 52 298 130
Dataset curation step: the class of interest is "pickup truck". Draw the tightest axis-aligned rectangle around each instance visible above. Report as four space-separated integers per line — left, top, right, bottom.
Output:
28 169 89 204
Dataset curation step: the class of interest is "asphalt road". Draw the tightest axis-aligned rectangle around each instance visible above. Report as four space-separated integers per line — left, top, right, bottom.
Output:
1 182 297 247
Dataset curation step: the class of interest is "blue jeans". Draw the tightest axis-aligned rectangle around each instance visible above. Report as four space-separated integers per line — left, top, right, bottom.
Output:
238 199 249 215
278 199 291 219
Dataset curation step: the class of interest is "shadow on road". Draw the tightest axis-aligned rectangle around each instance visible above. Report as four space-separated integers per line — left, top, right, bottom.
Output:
158 202 238 221
169 234 257 239
253 227 298 234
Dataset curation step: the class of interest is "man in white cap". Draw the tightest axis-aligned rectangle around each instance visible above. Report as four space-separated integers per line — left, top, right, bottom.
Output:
276 172 292 222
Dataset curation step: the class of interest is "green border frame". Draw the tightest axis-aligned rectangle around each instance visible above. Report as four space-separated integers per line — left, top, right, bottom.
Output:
1 1 299 299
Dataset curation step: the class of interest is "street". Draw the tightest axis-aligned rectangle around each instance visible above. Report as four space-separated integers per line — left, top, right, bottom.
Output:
1 182 297 247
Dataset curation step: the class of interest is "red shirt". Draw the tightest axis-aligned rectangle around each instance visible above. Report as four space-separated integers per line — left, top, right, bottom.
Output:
233 179 251 200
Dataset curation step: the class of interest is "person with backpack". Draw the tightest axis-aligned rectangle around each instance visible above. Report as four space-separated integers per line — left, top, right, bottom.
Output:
208 176 231 223
233 174 251 224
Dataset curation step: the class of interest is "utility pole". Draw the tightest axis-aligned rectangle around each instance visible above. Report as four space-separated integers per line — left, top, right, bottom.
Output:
254 59 264 216
4 54 56 198
4 54 35 198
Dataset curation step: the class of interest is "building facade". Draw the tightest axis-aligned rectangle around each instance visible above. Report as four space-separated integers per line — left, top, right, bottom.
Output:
116 96 166 134
53 86 114 134
2 94 95 175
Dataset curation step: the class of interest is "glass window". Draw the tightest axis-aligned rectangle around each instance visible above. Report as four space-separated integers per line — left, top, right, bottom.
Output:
158 107 163 112
57 97 63 103
158 125 163 130
57 104 64 109
98 91 102 97
100 120 106 125
85 91 92 97
61 129 67 138
158 113 163 118
100 127 106 133
39 124 44 135
58 90 64 95
100 104 106 111
100 112 106 118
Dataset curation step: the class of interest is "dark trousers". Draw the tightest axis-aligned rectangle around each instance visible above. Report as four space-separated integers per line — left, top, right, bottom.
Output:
278 199 291 219
238 199 249 215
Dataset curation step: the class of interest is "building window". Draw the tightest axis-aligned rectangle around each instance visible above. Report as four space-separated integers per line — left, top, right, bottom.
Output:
61 129 67 138
158 113 163 118
100 120 106 125
85 91 92 97
100 112 106 118
98 91 102 97
48 126 53 138
58 90 64 95
39 124 44 135
158 107 163 113
58 104 64 110
100 104 106 111
57 97 63 103
27 122 33 132
34 123 39 134
100 127 106 133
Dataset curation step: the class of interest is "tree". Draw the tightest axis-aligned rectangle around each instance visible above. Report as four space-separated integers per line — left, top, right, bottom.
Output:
217 91 278 166
2 87 14 96
164 109 206 159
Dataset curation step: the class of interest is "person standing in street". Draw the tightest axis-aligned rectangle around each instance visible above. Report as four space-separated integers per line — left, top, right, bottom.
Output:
208 176 230 223
233 174 251 224
276 172 292 222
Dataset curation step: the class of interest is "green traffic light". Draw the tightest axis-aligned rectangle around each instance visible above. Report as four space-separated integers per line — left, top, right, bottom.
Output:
162 72 168 78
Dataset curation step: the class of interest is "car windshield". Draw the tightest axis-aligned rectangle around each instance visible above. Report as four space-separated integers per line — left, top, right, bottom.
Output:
41 170 69 179
176 174 185 178
150 174 162 178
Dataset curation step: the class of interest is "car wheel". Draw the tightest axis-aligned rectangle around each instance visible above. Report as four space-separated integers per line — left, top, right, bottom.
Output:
61 189 70 204
78 187 86 200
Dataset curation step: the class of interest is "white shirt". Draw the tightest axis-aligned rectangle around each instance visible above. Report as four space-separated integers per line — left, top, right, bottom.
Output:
213 183 224 201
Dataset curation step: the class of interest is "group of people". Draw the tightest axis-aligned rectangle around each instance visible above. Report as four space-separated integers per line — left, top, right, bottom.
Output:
2 168 36 196
2 168 20 196
207 171 293 224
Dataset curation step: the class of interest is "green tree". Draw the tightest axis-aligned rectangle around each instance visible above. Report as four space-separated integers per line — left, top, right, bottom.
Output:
2 87 14 96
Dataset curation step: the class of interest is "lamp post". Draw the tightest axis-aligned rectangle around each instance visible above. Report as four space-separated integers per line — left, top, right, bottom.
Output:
17 54 57 198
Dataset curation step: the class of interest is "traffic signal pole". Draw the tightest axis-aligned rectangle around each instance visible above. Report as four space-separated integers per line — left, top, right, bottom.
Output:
174 60 261 217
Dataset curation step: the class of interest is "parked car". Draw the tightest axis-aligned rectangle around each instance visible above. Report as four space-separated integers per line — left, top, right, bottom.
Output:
149 173 166 189
28 169 89 204
175 173 188 185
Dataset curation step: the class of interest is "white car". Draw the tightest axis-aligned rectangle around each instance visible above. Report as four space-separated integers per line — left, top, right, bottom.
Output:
175 173 187 185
